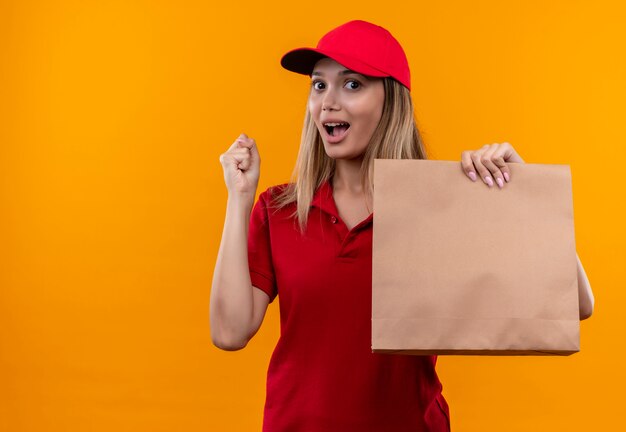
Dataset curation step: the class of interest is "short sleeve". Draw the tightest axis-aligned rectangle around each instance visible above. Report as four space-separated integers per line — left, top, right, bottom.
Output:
248 188 278 304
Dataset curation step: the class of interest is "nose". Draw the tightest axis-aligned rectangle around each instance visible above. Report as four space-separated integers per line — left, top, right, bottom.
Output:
321 86 340 111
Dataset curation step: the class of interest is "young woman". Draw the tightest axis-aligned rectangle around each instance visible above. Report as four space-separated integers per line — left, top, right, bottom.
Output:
211 20 594 432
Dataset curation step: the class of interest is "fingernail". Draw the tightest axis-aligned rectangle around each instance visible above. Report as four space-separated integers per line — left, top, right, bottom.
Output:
485 176 493 187
468 171 477 181
496 177 503 188
504 172 510 182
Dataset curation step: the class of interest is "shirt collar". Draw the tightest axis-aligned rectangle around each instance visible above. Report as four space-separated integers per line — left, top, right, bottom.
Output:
310 177 374 229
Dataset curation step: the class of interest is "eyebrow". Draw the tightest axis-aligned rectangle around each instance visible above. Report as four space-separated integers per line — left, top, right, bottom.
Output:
311 69 368 79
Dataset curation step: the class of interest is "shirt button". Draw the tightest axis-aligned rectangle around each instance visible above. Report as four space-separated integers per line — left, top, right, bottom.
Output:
331 216 337 224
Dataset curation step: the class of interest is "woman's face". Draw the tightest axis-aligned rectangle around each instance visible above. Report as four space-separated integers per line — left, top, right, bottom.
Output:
308 57 385 160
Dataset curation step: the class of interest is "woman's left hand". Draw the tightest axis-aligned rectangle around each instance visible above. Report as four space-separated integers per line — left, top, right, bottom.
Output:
460 142 525 188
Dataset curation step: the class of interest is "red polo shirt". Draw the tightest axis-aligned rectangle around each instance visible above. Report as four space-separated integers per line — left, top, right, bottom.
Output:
248 177 451 432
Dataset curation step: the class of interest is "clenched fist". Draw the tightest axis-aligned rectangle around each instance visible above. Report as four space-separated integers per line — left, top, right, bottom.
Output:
219 133 261 198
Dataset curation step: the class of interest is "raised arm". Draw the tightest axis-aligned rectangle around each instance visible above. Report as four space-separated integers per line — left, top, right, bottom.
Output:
211 134 269 350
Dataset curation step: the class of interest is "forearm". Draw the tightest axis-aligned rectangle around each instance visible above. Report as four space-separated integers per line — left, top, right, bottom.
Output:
576 253 594 320
210 195 256 350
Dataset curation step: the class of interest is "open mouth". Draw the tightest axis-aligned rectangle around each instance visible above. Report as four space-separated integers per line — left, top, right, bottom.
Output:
323 122 351 137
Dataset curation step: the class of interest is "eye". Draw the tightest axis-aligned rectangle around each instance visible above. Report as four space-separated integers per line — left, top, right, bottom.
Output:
312 80 325 90
345 80 361 90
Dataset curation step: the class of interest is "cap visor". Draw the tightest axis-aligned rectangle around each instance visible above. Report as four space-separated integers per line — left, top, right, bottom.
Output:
281 48 390 79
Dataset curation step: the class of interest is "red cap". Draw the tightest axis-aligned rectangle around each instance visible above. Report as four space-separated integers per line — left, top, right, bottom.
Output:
280 20 411 91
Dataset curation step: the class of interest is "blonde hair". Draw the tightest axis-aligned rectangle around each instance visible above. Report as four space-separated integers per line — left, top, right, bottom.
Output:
270 77 430 234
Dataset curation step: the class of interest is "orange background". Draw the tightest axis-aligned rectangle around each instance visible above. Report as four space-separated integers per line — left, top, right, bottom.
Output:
1 1 624 430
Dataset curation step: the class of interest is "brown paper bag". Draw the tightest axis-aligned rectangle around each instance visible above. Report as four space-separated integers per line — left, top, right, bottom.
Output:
372 159 580 356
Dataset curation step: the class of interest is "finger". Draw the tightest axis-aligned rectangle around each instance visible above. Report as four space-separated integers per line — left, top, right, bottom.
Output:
501 143 512 182
220 151 240 171
221 148 250 170
225 148 251 168
234 151 250 165
460 151 477 181
231 147 251 156
236 138 252 149
228 133 250 151
490 143 512 182
481 144 507 188
238 153 251 171
245 137 260 166
470 149 494 187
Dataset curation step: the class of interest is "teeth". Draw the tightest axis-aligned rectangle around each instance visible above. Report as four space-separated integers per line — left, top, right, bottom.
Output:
324 122 349 127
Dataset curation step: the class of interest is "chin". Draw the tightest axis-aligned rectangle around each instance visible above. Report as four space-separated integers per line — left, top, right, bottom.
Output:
323 146 364 160
320 134 368 160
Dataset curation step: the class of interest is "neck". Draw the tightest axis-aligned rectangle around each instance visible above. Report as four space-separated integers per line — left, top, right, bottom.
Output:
331 157 373 212
332 157 363 193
